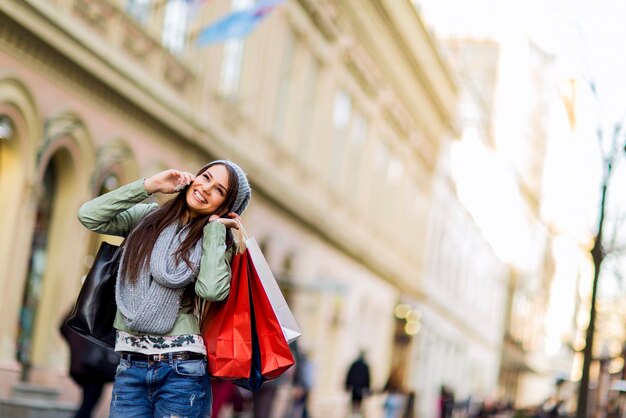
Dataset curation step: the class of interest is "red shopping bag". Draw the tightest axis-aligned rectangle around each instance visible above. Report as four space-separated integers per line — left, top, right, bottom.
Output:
247 251 295 379
201 245 294 390
201 251 253 379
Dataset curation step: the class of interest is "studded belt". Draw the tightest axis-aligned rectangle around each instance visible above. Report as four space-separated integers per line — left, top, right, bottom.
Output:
119 351 206 363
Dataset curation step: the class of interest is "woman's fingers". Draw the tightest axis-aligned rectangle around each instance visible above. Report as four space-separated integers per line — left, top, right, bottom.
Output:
172 171 186 191
183 171 195 185
145 169 195 194
171 171 195 192
207 214 242 229
221 219 237 229
223 213 241 229
219 218 240 229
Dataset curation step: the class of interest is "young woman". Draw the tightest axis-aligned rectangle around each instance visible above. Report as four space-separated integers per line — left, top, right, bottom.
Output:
77 160 251 417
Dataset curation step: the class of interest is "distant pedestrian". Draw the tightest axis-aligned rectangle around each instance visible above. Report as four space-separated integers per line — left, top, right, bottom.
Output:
476 397 498 418
60 318 118 418
345 350 371 417
439 386 454 418
211 379 243 418
287 343 315 418
252 379 280 418
402 391 416 418
382 368 406 418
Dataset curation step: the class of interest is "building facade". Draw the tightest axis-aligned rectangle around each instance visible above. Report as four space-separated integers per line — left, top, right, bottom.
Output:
0 0 457 416
432 33 575 408
414 140 510 417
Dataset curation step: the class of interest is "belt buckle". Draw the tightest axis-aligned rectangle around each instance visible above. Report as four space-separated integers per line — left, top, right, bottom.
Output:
150 353 166 364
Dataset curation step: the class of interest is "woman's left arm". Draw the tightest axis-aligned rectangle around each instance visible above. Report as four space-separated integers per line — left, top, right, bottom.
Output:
195 222 234 301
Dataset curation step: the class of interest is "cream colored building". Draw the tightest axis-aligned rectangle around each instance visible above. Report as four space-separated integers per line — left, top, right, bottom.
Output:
0 0 457 416
414 139 510 417
429 32 575 409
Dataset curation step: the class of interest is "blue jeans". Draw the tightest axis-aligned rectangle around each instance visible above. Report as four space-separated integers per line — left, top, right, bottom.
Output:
109 356 211 418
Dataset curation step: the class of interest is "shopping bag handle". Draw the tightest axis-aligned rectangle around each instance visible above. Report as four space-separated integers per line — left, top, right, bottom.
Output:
233 218 249 254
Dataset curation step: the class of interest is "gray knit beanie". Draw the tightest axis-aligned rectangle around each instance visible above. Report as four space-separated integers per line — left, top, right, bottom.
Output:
213 160 251 216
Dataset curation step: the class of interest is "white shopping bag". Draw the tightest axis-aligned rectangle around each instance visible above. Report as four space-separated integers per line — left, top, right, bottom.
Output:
246 237 302 343
235 222 302 343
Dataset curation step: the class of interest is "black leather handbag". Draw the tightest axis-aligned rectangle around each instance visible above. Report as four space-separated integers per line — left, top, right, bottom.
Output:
60 320 120 383
65 241 122 348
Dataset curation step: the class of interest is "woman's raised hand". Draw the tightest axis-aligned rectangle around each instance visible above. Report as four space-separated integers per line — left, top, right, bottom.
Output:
209 212 241 229
144 170 195 195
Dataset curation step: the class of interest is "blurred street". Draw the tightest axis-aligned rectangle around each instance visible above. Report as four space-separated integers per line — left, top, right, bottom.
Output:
1 0 626 417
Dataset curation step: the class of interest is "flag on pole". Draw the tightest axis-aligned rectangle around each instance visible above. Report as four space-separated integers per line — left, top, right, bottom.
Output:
196 0 285 46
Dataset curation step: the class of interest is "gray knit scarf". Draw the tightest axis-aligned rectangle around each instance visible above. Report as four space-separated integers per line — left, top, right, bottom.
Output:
116 222 203 334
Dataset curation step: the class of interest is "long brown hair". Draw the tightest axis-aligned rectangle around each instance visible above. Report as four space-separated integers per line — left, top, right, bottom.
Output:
121 162 240 284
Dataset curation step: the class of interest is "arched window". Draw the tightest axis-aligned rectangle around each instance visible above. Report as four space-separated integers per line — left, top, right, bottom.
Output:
16 162 56 379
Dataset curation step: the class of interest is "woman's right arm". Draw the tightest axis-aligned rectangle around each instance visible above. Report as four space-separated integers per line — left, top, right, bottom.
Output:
77 179 158 237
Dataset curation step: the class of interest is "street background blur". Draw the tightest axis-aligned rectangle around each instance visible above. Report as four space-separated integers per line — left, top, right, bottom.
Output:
0 0 625 417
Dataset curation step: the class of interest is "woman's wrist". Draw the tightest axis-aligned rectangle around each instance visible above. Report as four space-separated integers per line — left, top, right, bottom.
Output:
143 177 158 195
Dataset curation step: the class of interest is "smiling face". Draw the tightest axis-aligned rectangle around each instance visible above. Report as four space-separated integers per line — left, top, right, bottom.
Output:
185 164 230 218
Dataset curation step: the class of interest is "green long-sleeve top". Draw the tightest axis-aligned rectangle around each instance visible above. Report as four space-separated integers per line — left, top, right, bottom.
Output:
77 179 233 336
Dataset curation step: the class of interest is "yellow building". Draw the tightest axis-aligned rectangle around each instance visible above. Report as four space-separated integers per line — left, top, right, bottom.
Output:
0 0 456 415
